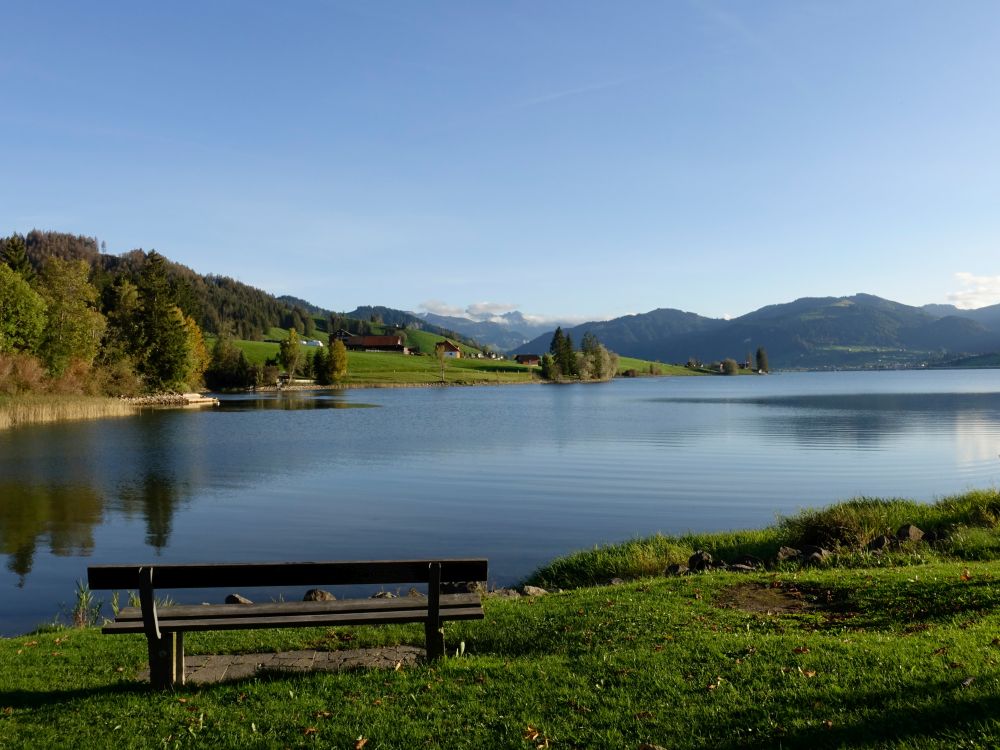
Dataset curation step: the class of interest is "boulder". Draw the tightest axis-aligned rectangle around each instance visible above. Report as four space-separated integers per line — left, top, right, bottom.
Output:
522 585 548 597
866 535 893 552
923 529 939 543
225 593 253 605
486 588 522 599
407 587 426 598
897 524 924 542
733 554 764 568
608 577 626 586
303 588 335 602
800 544 831 560
688 550 713 572
371 591 397 599
776 546 801 562
441 581 488 595
664 563 689 577
727 564 756 573
803 552 827 567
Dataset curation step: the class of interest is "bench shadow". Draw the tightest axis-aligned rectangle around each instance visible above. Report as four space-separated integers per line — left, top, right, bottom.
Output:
0 682 151 709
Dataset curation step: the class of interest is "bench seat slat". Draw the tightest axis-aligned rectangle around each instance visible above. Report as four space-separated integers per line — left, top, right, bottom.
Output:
102 605 485 634
88 559 488 590
112 593 481 621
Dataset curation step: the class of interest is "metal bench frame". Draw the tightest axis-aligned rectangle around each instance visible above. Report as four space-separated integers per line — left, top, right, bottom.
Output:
87 558 487 689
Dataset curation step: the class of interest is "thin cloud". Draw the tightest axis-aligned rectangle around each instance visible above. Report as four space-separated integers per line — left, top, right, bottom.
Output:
467 301 519 318
511 76 636 111
947 272 1000 309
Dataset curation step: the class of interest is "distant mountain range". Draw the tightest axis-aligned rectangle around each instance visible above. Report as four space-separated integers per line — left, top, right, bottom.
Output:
510 294 1000 369
415 311 579 352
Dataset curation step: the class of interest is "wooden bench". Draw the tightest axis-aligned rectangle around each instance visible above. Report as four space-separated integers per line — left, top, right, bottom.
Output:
87 558 488 689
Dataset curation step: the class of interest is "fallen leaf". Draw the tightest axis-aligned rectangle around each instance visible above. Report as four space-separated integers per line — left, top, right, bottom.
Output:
394 661 402 671
523 726 541 741
961 569 972 581
961 677 975 688
793 647 811 654
373 699 382 706
303 726 318 736
803 670 817 678
313 710 332 719
354 737 368 749
949 662 965 670
932 647 948 656
177 698 187 704
634 711 655 720
823 720 834 730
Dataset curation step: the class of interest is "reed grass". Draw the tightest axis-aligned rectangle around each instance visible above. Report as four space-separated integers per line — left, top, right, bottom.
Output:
0 394 136 430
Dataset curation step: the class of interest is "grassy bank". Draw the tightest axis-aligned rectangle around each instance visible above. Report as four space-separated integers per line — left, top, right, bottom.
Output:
0 394 136 431
2 491 1000 748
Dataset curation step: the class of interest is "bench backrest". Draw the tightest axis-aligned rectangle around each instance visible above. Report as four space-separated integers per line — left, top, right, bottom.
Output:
87 559 488 591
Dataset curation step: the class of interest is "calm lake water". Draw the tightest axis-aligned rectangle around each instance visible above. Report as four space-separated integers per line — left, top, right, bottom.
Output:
2 370 1000 635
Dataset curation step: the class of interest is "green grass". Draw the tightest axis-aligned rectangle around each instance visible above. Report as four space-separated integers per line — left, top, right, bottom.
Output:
616 356 705 376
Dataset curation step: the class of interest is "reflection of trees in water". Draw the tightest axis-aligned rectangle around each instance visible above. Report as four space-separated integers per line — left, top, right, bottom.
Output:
117 473 186 551
0 483 103 586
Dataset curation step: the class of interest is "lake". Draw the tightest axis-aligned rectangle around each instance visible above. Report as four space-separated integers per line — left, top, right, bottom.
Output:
2 369 1000 635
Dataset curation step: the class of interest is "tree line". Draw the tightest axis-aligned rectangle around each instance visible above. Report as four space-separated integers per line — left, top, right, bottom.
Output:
1 230 372 395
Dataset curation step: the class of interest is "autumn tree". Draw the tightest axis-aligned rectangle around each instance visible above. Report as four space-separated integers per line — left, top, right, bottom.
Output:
329 339 348 382
36 258 106 376
279 328 301 376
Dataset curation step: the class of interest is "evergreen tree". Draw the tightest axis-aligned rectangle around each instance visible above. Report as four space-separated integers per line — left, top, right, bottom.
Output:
313 346 331 385
136 252 190 389
540 353 556 380
756 346 769 373
1 234 35 283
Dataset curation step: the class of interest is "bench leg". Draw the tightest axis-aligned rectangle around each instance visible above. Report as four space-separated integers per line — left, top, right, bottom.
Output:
147 633 182 689
424 622 444 661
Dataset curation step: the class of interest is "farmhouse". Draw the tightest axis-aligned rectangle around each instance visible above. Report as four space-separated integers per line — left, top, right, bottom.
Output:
345 335 409 354
514 354 541 366
436 339 462 359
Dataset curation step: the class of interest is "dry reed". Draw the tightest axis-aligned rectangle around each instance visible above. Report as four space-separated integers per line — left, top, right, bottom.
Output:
0 396 136 430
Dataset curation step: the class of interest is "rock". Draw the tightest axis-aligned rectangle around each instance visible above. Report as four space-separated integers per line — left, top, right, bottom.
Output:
608 577 626 586
866 535 893 552
733 554 764 568
303 588 335 602
225 593 253 605
776 546 801 562
922 529 939 543
522 585 548 597
407 587 426 598
664 563 689 577
370 591 396 599
800 544 831 560
688 550 713 572
803 552 826 567
728 564 756 573
897 524 924 542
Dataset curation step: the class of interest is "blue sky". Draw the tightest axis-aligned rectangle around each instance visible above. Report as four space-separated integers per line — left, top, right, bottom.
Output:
3 2 999 324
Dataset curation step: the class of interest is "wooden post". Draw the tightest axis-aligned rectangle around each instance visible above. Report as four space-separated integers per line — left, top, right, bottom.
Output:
425 562 444 660
139 566 175 689
174 632 185 686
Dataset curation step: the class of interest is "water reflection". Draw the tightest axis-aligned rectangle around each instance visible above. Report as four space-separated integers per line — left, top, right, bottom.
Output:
117 473 186 550
218 393 378 411
0 483 103 585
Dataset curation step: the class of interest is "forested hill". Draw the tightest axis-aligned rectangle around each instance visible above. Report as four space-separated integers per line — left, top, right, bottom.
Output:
346 306 483 350
513 294 1000 369
17 230 312 340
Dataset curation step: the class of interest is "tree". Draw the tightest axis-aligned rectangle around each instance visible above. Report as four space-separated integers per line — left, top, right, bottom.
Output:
722 358 740 375
434 341 447 382
36 258 106 376
540 353 556 380
329 339 348 382
279 328 301 376
204 334 254 390
1 234 35 283
756 346 769 373
181 313 210 387
136 252 190 389
0 264 46 354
